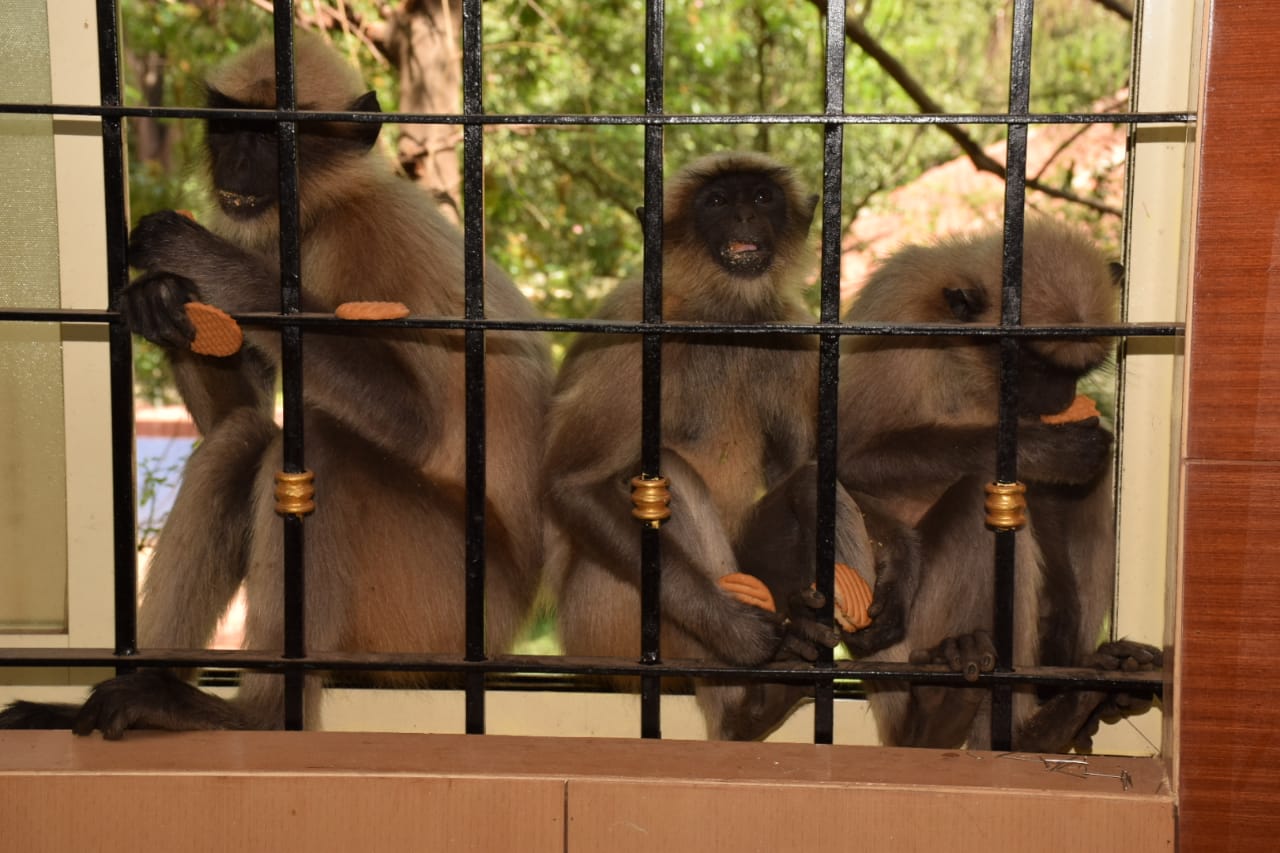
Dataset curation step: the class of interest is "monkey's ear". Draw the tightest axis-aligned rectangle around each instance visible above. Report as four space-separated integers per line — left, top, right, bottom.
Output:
943 286 988 322
1108 261 1125 287
347 90 383 150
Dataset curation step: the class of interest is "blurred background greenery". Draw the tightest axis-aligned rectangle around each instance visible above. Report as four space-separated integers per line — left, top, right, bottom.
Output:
122 0 1131 401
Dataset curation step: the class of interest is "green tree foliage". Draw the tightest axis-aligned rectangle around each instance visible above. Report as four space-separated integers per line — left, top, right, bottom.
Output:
482 0 1130 322
120 0 1130 335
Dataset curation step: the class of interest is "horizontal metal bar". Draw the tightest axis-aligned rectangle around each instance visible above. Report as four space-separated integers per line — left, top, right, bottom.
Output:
0 648 1162 693
0 101 1195 127
0 308 1184 339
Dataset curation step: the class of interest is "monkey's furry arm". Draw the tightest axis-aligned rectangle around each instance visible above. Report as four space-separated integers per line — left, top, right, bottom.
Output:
840 418 1114 500
548 450 837 666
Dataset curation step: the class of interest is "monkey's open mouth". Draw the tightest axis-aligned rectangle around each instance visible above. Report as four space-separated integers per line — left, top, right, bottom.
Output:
720 241 772 274
217 189 272 217
725 240 765 257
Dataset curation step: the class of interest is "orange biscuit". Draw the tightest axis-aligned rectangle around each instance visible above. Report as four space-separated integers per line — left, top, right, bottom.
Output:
184 301 243 357
830 562 873 632
717 572 776 613
335 301 411 321
1041 393 1100 425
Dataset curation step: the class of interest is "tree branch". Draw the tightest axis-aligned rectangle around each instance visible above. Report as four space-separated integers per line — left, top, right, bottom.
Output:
805 0 1121 217
247 0 390 62
1089 0 1134 23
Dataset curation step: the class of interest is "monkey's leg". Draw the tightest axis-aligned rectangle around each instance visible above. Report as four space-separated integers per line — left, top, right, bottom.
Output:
554 449 836 667
869 477 998 748
0 407 277 734
893 632 997 748
68 425 293 737
1015 640 1163 754
138 408 278 652
734 463 901 657
701 681 809 741
842 417 1113 502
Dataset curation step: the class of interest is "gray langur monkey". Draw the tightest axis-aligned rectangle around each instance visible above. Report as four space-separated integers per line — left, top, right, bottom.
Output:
543 152 898 740
839 220 1160 751
0 34 551 737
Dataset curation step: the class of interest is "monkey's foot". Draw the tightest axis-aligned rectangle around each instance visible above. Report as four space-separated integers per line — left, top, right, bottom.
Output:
717 573 776 612
73 669 246 740
1070 640 1163 752
909 631 997 682
1087 639 1162 673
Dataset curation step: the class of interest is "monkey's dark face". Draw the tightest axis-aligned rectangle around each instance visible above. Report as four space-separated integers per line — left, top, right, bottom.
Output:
204 88 383 221
205 90 280 220
692 172 790 277
1017 349 1087 417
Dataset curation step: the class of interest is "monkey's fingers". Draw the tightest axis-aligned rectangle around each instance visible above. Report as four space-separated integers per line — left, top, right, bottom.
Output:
185 302 244 357
716 573 776 612
779 617 842 661
941 637 964 673
1090 640 1162 670
956 633 996 682
907 631 997 680
792 586 826 611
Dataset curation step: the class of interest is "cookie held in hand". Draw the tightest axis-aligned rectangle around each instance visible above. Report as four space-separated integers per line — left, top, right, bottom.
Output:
829 562 873 633
1041 393 1100 425
717 572 776 613
335 301 411 320
184 301 243 357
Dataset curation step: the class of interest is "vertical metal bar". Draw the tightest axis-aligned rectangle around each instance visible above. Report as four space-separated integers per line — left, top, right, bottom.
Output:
990 0 1036 753
271 3 307 731
638 0 666 740
96 0 138 666
812 0 847 746
461 0 489 735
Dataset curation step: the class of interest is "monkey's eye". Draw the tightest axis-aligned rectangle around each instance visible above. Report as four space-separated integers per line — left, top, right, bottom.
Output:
705 191 728 207
753 188 774 204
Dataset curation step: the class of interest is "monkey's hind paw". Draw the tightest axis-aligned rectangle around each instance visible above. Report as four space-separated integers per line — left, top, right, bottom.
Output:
184 301 243 357
335 301 411 321
717 573 776 612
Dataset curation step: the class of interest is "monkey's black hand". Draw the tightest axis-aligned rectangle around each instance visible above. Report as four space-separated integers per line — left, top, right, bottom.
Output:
843 576 907 656
909 631 997 682
74 669 242 739
775 587 843 662
1019 418 1114 484
128 209 213 273
120 270 200 348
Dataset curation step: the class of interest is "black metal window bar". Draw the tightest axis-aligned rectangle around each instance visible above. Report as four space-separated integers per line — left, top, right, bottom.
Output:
0 0 1188 749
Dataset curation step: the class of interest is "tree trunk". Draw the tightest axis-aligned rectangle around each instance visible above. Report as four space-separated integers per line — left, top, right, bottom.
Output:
382 0 464 223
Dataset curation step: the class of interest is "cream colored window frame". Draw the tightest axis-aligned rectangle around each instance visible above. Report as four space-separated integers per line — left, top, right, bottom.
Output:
1 0 1195 758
